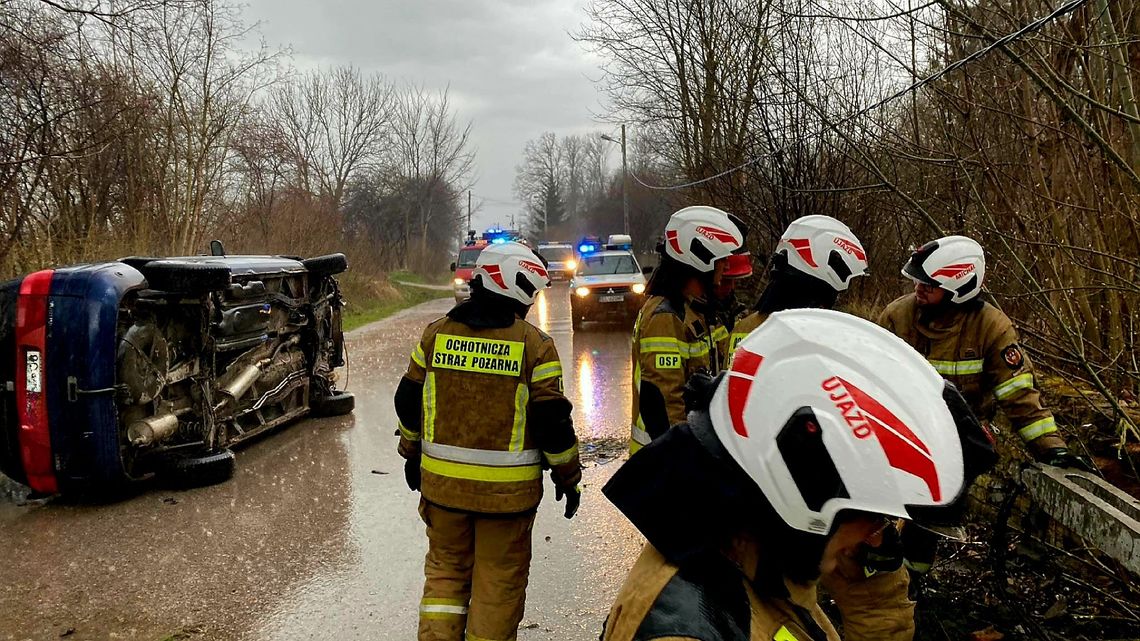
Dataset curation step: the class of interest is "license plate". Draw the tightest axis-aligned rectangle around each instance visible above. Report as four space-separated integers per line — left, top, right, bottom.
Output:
25 350 42 393
599 295 623 303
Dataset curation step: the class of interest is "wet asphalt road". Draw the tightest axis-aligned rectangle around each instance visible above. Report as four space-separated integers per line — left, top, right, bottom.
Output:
0 284 644 641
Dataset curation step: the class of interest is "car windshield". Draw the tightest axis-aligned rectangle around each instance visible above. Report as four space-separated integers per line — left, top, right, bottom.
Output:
538 246 574 262
457 248 482 267
578 254 637 275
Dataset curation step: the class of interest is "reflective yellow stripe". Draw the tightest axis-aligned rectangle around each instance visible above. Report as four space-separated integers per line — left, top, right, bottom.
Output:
928 359 984 376
423 373 437 442
1018 417 1058 442
629 440 643 454
685 340 710 358
640 337 682 353
420 597 467 618
544 443 578 466
774 625 800 641
398 420 420 442
421 455 542 482
994 372 1034 400
711 325 729 342
510 383 528 452
411 343 426 368
531 360 563 382
432 334 524 377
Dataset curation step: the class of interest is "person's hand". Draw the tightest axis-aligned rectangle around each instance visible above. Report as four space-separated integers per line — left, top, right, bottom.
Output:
404 457 422 491
682 370 718 413
555 484 581 519
1040 447 1097 473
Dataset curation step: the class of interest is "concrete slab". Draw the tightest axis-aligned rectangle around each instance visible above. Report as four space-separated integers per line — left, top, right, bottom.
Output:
1021 463 1140 576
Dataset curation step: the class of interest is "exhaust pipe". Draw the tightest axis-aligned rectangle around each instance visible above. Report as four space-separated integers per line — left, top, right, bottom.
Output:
127 411 180 446
218 363 262 403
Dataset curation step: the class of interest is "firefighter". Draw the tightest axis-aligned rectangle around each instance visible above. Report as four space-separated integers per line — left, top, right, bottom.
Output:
715 217 913 640
877 235 1095 587
394 241 582 641
708 250 754 373
601 309 997 641
630 205 745 453
725 215 869 368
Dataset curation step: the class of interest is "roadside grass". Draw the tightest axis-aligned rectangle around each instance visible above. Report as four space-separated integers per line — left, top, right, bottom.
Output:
342 278 451 332
388 269 452 286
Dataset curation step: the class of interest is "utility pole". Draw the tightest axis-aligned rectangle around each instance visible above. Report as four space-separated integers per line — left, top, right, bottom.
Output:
467 190 472 233
620 124 629 236
601 126 630 235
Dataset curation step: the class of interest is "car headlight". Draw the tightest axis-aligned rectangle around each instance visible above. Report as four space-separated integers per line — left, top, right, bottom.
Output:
453 278 465 286
566 260 577 271
575 286 591 298
632 283 646 294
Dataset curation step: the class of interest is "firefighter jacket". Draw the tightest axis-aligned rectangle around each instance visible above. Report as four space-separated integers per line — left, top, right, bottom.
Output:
602 539 840 641
878 294 1066 455
725 311 770 370
395 300 582 514
630 295 713 453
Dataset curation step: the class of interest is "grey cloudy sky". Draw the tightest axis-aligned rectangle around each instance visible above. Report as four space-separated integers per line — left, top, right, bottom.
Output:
243 0 612 233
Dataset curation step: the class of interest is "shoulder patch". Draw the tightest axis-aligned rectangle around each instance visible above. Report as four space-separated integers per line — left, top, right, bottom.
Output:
1001 344 1024 369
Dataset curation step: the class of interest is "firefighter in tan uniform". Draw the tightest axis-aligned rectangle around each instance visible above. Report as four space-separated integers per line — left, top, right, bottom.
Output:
394 242 582 641
601 310 996 641
878 236 1095 581
717 217 915 641
725 216 869 368
630 206 746 453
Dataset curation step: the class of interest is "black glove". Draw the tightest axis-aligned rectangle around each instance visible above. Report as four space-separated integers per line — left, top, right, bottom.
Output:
555 484 581 519
856 522 905 574
682 370 719 414
1040 447 1097 473
404 457 421 491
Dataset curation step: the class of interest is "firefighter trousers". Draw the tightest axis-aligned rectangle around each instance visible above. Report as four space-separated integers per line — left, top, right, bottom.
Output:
820 565 914 641
418 499 537 641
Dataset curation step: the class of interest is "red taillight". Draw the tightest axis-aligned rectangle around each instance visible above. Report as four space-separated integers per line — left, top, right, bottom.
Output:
15 270 57 494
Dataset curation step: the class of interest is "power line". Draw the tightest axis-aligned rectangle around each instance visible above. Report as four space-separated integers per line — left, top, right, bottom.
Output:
629 0 1091 192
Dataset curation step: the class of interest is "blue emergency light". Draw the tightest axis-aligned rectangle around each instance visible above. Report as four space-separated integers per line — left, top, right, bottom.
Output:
578 243 596 253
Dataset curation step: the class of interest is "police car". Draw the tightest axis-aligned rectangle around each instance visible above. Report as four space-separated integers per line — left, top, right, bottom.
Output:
569 235 649 329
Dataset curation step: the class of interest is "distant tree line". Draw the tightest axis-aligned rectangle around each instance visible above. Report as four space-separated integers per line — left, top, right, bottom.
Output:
1 0 474 278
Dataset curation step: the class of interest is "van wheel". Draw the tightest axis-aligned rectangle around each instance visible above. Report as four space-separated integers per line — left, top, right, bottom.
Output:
312 391 355 417
163 449 235 488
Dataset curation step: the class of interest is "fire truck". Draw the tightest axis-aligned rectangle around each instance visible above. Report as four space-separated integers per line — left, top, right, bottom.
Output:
449 228 523 302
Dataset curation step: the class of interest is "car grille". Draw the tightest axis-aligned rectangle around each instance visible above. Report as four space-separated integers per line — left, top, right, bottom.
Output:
591 286 631 294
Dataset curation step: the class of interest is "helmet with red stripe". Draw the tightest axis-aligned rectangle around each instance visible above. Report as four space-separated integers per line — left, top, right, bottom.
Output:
663 206 745 273
473 241 551 305
710 309 982 535
774 215 868 292
902 235 985 304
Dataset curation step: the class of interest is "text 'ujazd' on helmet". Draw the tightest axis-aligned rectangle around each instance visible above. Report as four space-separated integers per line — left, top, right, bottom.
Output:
663 206 746 273
473 241 552 305
710 309 991 535
774 215 868 292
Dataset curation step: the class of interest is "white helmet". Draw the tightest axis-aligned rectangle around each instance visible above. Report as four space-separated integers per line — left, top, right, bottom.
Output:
775 215 868 291
473 241 551 305
902 235 985 304
710 309 966 535
664 206 745 273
